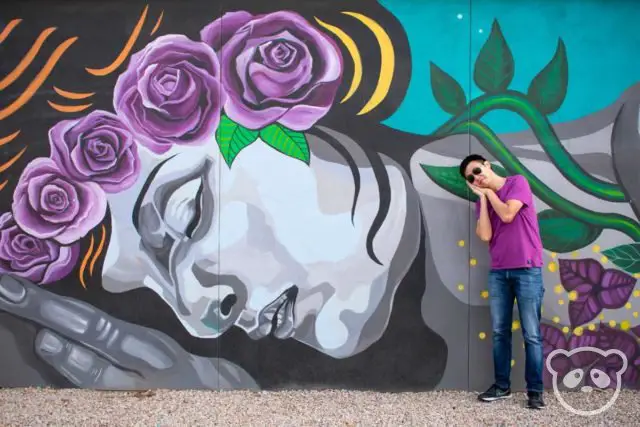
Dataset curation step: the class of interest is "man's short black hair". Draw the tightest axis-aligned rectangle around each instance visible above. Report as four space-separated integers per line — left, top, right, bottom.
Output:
459 154 487 178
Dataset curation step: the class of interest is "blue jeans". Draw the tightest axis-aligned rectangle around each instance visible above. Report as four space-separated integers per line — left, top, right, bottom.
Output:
488 267 545 393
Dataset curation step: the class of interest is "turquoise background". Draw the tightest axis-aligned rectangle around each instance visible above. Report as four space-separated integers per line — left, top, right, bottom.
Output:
379 0 640 135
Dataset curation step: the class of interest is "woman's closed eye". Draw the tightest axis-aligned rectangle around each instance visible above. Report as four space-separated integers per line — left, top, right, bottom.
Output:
164 177 204 238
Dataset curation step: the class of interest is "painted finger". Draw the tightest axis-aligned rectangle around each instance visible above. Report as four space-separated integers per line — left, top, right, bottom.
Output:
0 275 177 373
35 329 143 390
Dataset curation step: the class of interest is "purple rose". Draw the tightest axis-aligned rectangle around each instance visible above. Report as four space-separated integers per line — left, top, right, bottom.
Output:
201 11 343 131
113 34 226 154
49 110 140 193
0 212 79 284
12 158 107 245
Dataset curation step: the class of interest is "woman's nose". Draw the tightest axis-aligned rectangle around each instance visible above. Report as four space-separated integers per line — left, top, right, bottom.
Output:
200 285 243 333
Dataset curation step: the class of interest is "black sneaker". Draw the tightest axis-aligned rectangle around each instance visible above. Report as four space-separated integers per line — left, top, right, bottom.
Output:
478 384 512 402
527 391 545 409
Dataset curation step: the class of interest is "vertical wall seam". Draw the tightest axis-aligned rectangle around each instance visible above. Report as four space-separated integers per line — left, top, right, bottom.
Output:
467 0 473 393
216 1 223 391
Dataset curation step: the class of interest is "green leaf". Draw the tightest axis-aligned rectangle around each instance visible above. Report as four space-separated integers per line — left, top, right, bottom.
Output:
215 115 259 167
538 209 602 253
527 39 568 115
430 62 467 115
259 123 310 165
473 20 514 94
420 163 509 202
602 243 640 274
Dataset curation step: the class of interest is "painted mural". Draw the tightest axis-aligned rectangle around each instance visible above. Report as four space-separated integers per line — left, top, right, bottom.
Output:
1 0 639 397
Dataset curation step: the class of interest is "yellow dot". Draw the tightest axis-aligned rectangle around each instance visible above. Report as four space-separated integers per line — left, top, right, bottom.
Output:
599 314 606 321
541 306 545 314
634 312 639 318
634 273 640 279
554 285 563 294
558 299 565 305
481 290 489 299
634 290 640 298
470 258 477 266
553 316 560 324
621 320 631 331
479 332 486 339
592 245 601 253
457 284 465 291
588 324 596 331
458 240 465 247
512 320 520 331
568 291 578 301
626 303 632 310
511 359 515 367
609 320 617 327
601 256 608 263
571 251 579 258
551 252 557 258
574 327 584 336
562 326 570 334
548 262 557 273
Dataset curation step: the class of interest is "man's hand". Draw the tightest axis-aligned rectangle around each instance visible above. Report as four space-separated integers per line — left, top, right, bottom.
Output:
467 182 492 198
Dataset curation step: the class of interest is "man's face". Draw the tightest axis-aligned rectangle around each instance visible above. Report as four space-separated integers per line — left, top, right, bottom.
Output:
464 160 491 187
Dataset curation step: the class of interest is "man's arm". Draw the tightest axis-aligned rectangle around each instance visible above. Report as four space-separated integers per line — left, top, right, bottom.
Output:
485 191 523 224
476 195 492 242
485 175 531 224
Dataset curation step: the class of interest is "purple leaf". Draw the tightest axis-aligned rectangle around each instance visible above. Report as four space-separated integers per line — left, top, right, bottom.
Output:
541 323 568 354
598 325 639 370
568 329 600 367
568 295 602 327
623 367 640 388
598 269 636 309
541 323 570 386
559 258 601 293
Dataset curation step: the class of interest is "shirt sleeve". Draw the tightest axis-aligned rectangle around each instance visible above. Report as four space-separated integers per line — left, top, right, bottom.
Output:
507 175 533 207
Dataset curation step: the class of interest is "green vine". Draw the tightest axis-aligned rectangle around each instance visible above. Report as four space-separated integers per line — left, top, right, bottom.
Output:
433 91 626 202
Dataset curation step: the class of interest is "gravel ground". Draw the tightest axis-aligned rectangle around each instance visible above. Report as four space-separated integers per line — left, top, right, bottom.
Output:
2 388 640 426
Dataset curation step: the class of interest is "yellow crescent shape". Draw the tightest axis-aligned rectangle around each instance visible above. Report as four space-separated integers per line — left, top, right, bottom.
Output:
342 12 394 115
314 17 362 103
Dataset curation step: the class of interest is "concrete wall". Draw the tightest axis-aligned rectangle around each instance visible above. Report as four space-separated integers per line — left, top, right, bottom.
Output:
1 0 639 400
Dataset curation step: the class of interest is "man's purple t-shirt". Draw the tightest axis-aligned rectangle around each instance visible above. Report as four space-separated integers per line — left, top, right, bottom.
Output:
475 175 543 270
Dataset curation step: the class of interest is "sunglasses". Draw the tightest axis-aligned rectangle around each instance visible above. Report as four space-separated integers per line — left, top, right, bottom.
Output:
466 167 482 183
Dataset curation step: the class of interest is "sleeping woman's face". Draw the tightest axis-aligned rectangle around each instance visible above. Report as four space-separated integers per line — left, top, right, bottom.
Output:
89 10 422 359
101 127 421 358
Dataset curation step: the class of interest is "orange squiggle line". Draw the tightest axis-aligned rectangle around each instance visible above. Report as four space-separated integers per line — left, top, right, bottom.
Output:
79 234 95 289
89 225 106 276
53 86 95 100
86 5 148 76
0 19 22 44
150 10 163 35
0 37 77 121
0 27 57 91
47 100 92 113
0 147 27 173
0 130 20 147
0 180 8 191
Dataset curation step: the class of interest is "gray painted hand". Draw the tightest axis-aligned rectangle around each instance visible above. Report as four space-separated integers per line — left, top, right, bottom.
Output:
0 274 258 390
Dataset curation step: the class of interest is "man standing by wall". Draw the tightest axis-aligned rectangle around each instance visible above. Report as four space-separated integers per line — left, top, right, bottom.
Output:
460 154 545 410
